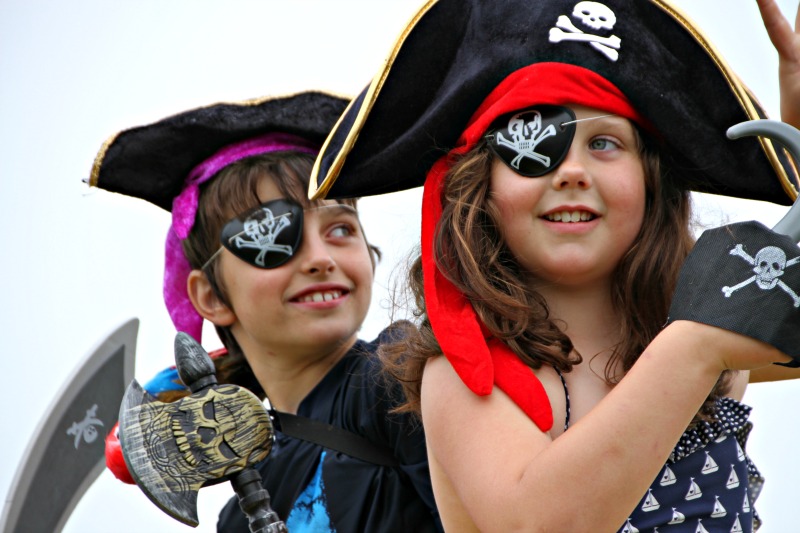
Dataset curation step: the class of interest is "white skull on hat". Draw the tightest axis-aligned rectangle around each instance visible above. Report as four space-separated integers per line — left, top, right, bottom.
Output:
573 1 616 31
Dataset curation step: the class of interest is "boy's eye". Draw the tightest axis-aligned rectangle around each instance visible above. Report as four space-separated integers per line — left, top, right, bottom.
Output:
329 224 355 238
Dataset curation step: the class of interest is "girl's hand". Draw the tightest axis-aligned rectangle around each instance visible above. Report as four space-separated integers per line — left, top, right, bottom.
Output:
667 221 800 366
757 0 800 128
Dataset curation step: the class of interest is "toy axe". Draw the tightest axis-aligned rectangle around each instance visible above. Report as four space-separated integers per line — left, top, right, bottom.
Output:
668 120 800 365
119 332 287 531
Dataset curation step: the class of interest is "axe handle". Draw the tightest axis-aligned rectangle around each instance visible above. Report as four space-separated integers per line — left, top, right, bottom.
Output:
231 468 288 533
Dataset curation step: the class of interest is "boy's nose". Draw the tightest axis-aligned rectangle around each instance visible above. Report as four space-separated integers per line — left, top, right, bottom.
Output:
300 233 336 275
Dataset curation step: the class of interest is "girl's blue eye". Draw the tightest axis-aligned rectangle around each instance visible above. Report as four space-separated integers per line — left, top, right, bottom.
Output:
589 137 618 151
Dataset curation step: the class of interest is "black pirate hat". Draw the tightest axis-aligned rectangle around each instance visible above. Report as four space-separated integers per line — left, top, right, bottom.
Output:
310 0 798 204
308 0 800 431
90 91 350 342
91 91 349 211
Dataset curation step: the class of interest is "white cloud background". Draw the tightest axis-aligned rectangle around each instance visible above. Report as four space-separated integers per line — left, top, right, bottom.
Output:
0 1 797 531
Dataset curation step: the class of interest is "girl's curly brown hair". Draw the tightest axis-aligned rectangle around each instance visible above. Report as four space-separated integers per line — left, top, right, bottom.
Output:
381 129 732 424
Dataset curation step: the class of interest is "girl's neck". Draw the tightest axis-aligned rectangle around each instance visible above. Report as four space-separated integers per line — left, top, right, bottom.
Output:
533 278 621 353
241 335 358 414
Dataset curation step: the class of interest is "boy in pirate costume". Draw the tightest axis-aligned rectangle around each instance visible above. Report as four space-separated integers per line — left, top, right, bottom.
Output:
91 92 442 532
309 0 800 531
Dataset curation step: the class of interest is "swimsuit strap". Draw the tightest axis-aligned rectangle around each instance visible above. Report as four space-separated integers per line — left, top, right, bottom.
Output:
553 366 571 431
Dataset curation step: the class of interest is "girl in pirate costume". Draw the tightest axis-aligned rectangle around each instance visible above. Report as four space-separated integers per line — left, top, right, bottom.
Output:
309 1 800 532
91 92 442 532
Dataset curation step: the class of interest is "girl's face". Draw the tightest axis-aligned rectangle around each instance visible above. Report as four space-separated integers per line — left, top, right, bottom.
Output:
218 176 374 359
489 105 646 288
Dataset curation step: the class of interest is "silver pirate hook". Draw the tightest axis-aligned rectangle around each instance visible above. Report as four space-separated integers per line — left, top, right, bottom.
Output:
727 120 800 241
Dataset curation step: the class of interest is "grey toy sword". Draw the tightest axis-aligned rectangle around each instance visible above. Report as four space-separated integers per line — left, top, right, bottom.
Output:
0 318 137 533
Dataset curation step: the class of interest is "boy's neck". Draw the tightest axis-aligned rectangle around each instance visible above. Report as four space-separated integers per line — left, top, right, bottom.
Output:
242 335 358 414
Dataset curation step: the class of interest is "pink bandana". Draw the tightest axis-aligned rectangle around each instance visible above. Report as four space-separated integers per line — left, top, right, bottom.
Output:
164 132 319 341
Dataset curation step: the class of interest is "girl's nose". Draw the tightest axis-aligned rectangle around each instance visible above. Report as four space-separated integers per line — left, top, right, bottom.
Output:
551 151 592 190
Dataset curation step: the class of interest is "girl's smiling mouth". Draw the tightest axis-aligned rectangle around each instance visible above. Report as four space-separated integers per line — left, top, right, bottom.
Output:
542 210 598 223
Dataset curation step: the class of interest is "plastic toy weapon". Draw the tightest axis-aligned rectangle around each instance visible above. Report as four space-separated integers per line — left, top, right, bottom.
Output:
727 119 800 241
0 318 137 533
118 332 286 532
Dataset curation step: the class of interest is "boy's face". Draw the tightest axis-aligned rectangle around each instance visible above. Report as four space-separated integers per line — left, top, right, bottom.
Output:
218 175 374 362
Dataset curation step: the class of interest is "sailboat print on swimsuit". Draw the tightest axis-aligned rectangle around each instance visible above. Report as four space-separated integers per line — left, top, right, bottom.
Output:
668 507 686 525
620 518 639 533
686 477 703 500
711 496 727 518
659 465 677 486
695 518 711 533
726 465 740 489
641 489 660 512
731 513 744 533
701 451 719 474
736 440 745 461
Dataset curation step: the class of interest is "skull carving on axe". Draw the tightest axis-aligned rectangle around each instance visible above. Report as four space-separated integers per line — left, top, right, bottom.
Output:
118 333 284 530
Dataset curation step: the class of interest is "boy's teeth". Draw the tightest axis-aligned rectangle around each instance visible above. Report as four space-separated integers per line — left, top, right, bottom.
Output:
546 210 593 222
301 290 342 303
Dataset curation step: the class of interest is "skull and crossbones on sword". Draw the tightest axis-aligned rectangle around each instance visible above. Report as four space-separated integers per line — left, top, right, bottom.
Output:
233 207 295 267
721 243 800 307
549 2 621 62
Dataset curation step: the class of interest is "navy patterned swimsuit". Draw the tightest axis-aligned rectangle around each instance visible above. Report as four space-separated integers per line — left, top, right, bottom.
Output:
618 397 763 533
555 370 763 533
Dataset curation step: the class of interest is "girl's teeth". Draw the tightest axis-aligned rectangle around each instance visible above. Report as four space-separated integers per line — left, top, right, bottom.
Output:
546 211 594 222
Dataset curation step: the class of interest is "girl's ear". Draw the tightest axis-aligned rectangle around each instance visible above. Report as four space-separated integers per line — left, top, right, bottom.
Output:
187 270 236 327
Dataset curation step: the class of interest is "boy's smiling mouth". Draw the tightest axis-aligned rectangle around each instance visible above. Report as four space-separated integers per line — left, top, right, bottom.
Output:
289 284 352 304
295 289 345 303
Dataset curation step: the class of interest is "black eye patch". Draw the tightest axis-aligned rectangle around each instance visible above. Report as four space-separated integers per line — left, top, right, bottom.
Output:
219 198 304 269
485 105 576 177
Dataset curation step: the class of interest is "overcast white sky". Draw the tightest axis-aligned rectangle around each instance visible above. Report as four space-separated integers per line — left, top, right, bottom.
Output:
1 1 798 532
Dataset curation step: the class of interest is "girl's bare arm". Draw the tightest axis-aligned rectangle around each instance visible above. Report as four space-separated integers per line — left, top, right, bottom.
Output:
421 320 788 532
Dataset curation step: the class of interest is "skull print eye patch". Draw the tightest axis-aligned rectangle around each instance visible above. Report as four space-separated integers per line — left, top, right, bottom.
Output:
484 105 577 177
203 198 304 270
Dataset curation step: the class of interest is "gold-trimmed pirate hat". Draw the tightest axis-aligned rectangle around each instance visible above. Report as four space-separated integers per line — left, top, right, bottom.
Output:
310 0 798 204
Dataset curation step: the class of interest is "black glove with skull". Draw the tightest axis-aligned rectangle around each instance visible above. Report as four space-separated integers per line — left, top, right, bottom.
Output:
667 220 800 367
